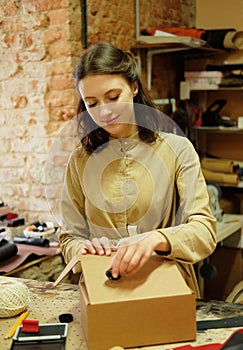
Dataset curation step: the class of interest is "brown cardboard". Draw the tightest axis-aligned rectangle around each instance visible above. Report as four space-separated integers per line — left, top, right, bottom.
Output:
79 254 196 350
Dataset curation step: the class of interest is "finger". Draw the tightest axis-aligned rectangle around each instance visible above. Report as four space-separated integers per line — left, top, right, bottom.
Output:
111 246 118 252
122 249 143 275
117 246 138 276
91 238 105 255
125 254 150 276
80 246 88 254
99 237 112 256
108 247 127 279
83 240 96 254
109 236 140 277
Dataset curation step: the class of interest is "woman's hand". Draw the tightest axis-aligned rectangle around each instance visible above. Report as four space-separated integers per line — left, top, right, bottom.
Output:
80 237 118 256
108 231 171 279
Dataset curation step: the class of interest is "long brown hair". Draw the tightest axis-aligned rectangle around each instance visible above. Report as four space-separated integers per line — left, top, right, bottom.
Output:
74 42 160 153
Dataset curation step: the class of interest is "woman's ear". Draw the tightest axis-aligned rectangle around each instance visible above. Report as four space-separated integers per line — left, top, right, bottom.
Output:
133 81 139 97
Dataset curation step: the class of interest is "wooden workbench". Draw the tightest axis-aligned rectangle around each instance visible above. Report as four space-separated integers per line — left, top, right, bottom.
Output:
0 277 242 350
197 213 243 298
216 213 243 244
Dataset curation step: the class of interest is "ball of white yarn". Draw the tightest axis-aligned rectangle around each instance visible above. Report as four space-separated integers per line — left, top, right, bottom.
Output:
0 277 30 318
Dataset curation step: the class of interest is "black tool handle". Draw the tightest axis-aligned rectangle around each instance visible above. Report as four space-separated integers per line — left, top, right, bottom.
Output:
205 99 227 114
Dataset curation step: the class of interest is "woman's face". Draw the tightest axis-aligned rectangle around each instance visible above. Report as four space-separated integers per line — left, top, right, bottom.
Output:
78 74 138 139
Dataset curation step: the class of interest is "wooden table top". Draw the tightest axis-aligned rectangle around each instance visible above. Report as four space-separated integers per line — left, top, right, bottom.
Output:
0 277 243 350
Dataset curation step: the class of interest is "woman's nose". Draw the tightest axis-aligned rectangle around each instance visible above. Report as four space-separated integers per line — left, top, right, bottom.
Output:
99 104 113 118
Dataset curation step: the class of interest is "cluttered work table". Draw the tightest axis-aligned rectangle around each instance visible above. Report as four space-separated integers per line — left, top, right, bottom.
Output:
0 214 242 349
0 277 243 350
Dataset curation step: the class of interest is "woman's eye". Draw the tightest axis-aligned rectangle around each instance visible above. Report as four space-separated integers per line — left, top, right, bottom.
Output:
109 95 119 101
87 102 97 108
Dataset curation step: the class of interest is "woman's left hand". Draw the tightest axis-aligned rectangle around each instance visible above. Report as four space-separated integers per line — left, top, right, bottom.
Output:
108 231 170 279
80 236 118 256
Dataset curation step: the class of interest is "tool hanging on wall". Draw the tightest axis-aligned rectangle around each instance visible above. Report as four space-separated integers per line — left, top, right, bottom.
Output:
202 99 236 127
80 0 88 49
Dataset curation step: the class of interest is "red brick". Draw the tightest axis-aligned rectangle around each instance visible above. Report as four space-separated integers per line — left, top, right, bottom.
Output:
46 60 74 75
46 90 76 108
43 27 69 44
50 107 77 121
48 40 72 59
50 74 74 90
3 33 22 49
2 2 19 17
48 9 70 25
11 96 28 108
22 0 69 13
16 47 46 62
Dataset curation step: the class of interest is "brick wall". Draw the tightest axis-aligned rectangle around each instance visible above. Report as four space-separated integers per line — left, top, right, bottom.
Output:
0 0 82 224
0 0 195 224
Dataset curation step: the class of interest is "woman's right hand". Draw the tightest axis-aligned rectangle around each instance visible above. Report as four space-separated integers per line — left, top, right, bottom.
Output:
80 237 118 256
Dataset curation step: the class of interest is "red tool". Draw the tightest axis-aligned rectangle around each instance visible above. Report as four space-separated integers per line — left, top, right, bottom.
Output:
21 320 40 333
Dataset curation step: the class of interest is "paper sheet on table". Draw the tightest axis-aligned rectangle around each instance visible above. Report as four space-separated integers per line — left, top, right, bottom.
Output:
138 33 206 47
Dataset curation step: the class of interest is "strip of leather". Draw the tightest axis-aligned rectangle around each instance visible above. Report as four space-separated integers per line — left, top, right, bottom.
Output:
197 315 243 330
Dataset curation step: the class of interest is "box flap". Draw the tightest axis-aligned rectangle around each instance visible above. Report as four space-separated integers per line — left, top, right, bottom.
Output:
80 254 192 305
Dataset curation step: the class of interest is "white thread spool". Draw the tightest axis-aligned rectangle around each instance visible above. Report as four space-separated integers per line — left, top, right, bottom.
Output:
0 278 30 318
237 116 243 129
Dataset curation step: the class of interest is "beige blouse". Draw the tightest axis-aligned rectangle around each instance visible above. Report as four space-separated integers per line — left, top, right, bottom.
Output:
59 132 217 297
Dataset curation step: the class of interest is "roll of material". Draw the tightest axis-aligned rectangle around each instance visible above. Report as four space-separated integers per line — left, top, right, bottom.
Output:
238 116 243 129
0 238 18 263
202 28 243 50
223 30 243 50
201 158 240 174
0 277 30 318
13 236 49 247
202 168 240 185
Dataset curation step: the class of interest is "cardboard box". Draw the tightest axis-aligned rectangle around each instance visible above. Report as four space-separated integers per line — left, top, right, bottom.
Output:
79 254 196 350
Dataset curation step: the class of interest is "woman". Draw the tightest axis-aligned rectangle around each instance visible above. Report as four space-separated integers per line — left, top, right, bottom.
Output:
59 42 217 296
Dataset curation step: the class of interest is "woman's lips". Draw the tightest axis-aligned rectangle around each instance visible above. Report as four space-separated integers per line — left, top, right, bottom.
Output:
103 115 120 125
